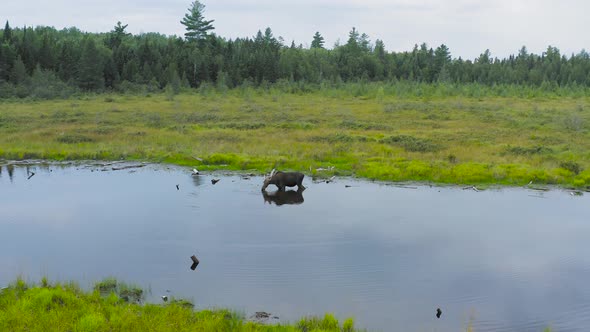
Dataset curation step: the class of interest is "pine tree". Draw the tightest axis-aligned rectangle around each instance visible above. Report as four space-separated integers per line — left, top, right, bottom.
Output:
180 1 214 41
311 32 324 49
3 21 12 43
0 42 15 80
39 34 56 70
10 56 28 85
77 38 104 90
107 21 130 49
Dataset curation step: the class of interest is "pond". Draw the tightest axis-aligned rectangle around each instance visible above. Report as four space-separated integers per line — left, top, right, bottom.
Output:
1 161 590 331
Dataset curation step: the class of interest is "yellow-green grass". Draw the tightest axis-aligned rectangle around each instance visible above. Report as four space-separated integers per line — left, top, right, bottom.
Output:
0 278 359 331
1 88 590 187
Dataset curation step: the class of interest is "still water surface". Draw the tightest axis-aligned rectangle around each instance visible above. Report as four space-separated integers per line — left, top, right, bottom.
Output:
1 162 590 331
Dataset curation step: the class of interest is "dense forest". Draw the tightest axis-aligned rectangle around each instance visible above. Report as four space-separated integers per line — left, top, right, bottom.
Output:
1 2 590 98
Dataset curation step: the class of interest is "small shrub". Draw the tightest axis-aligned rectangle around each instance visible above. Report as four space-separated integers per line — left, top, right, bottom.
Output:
505 145 553 155
169 298 194 309
56 134 94 144
185 113 220 123
343 318 355 332
310 133 371 143
339 119 390 130
563 114 584 132
119 284 143 303
219 122 266 130
94 278 117 293
145 113 164 128
560 161 583 175
380 135 440 152
447 154 458 164
239 103 263 113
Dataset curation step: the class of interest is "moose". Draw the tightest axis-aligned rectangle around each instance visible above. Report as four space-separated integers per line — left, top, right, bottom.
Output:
261 169 306 192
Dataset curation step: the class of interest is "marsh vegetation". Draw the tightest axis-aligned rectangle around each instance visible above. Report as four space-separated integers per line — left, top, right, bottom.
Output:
1 85 589 187
0 278 358 332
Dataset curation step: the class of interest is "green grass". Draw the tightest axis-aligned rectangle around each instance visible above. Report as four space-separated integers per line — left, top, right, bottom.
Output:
0 278 361 331
1 84 590 187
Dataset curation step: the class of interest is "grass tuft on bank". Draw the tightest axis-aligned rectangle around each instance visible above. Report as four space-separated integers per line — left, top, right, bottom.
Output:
0 278 360 332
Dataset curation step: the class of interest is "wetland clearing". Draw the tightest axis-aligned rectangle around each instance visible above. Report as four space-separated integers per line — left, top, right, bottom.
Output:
1 86 590 187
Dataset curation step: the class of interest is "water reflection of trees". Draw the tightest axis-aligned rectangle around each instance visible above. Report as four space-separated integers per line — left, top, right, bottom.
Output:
262 189 304 206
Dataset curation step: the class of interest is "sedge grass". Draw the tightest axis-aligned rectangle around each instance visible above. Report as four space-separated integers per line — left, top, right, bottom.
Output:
1 87 589 187
0 278 361 332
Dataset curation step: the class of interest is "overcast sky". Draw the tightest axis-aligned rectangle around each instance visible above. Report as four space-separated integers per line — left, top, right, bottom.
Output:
4 0 589 60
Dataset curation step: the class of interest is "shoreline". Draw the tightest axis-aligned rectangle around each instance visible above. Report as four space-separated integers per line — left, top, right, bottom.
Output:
0 278 360 331
2 159 588 194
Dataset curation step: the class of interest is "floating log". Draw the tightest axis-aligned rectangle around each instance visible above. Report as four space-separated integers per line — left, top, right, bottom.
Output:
111 164 146 171
393 185 418 189
190 255 199 270
528 195 547 199
528 187 549 192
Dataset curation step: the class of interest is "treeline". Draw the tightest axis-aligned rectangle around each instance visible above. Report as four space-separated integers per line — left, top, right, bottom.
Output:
1 21 590 98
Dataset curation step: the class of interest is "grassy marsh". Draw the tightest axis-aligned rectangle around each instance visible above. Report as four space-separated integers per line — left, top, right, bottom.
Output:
0 278 359 331
1 85 590 187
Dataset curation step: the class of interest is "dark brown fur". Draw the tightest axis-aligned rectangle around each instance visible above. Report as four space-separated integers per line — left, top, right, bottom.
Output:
262 171 305 191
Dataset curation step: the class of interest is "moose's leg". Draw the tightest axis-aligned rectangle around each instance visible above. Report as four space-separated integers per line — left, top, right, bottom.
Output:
297 177 306 191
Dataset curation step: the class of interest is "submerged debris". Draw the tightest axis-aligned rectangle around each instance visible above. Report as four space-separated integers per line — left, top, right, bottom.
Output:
255 312 270 319
316 166 335 172
250 311 278 324
111 164 146 171
190 255 199 271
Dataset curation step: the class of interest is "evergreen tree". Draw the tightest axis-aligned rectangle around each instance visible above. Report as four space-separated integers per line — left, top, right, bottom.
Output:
77 38 104 90
10 56 28 85
347 27 359 48
433 44 451 78
0 42 15 80
3 21 12 43
180 1 215 41
39 33 56 70
57 40 79 82
107 21 130 49
311 32 324 49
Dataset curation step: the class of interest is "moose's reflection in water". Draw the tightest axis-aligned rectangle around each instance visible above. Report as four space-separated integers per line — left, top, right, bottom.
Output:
262 189 304 206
